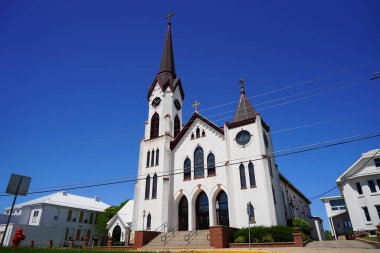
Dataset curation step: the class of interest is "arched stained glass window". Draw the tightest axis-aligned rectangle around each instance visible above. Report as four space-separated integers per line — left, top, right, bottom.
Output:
239 164 246 188
151 150 155 167
248 162 256 187
145 175 151 199
146 151 150 168
155 149 159 166
152 173 157 199
150 113 159 138
196 128 200 138
194 146 204 178
174 116 180 137
146 213 151 230
184 158 191 180
207 153 216 176
216 191 229 226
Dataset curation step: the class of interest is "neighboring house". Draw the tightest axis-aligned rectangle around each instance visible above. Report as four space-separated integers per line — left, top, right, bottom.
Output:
321 149 380 239
310 216 325 241
106 200 134 245
321 196 352 240
0 192 110 247
131 20 317 236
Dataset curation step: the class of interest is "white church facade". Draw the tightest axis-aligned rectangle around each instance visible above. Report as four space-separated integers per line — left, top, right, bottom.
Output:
132 18 313 233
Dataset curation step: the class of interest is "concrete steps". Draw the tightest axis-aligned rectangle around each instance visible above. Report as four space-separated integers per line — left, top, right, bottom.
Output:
142 229 212 250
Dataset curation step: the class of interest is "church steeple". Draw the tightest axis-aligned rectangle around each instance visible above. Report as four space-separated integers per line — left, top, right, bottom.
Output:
233 79 257 122
157 20 176 85
147 11 184 100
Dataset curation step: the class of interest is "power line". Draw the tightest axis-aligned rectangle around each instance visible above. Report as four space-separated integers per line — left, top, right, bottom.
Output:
1 130 379 198
308 149 380 200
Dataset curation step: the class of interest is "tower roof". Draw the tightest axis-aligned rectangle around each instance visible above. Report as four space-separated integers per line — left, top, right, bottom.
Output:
147 17 184 100
232 79 257 122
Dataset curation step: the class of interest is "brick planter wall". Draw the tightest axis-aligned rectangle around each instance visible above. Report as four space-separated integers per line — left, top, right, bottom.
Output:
293 233 303 247
209 226 239 248
134 231 160 248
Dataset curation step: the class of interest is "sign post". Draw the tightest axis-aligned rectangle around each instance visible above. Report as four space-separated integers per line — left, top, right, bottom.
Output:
247 202 251 251
0 174 31 246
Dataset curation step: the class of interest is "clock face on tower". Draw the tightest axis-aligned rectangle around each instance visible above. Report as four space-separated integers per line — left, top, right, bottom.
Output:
152 97 161 108
174 99 181 110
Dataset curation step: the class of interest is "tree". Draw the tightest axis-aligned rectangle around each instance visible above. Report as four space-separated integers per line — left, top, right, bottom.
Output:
95 200 129 234
324 230 333 240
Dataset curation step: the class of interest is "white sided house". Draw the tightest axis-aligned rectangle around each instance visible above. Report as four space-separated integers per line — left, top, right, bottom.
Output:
106 200 134 245
132 20 315 234
0 192 109 247
321 149 380 239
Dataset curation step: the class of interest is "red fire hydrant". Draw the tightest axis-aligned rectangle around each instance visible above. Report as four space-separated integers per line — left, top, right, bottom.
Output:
12 228 26 248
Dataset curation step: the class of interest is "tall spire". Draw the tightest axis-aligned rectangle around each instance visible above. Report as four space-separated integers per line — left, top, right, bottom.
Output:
157 11 176 84
233 79 257 122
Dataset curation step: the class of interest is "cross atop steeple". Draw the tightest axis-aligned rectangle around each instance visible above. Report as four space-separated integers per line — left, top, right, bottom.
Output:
239 78 245 93
165 11 175 25
192 100 200 112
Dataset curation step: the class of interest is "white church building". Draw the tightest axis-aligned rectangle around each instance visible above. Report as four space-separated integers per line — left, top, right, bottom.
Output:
132 18 314 233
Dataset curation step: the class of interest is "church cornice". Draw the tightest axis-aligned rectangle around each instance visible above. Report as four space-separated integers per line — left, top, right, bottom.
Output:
225 116 270 132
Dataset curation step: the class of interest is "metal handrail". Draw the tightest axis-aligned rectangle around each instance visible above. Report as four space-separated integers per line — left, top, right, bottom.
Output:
184 227 197 245
161 224 178 244
155 222 167 232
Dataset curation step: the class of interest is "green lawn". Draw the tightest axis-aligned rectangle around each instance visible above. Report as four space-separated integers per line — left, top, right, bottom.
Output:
0 247 169 253
361 236 379 242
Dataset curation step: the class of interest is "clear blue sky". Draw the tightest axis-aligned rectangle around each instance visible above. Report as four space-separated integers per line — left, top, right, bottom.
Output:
1 0 379 231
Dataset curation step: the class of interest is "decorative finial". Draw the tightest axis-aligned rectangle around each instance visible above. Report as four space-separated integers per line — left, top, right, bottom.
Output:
240 78 245 93
192 100 200 112
165 11 175 25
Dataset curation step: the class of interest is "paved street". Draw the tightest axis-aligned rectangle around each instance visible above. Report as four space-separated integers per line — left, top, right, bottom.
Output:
305 240 377 249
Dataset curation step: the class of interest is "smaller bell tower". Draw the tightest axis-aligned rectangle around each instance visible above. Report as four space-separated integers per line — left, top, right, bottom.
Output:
132 12 185 232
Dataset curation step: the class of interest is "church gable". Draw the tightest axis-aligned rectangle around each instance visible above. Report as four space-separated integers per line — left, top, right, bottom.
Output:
170 113 224 150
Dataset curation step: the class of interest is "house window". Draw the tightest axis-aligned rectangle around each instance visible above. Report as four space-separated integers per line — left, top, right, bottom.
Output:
330 199 346 211
72 210 78 222
151 150 155 167
152 173 157 199
150 112 159 138
194 146 204 178
32 210 39 223
174 116 180 137
65 228 69 241
75 229 81 241
67 210 72 222
356 182 363 195
79 211 84 223
155 149 159 166
376 205 380 219
248 162 256 187
196 128 200 138
362 206 371 222
368 180 377 193
145 175 151 200
239 164 246 188
374 158 380 167
86 230 92 239
83 212 89 223
89 213 94 224
202 130 205 137
146 151 150 167
95 213 99 224
184 158 191 180
207 152 216 176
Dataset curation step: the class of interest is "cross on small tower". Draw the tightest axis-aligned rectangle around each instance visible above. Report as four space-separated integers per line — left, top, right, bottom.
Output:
165 11 175 24
239 78 245 93
192 100 200 112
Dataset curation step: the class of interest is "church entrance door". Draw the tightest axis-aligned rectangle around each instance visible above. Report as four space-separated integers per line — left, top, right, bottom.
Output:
178 196 188 231
112 225 121 242
196 191 209 230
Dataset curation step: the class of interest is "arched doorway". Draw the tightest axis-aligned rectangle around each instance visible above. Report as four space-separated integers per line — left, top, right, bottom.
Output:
196 191 209 229
112 225 121 242
216 191 229 226
178 196 188 231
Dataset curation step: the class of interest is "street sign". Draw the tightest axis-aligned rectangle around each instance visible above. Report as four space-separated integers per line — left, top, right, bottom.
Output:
6 174 31 196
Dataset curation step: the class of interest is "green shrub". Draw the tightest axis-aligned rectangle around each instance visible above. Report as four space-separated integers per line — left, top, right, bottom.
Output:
261 234 274 242
233 225 293 243
291 218 311 238
234 235 246 243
